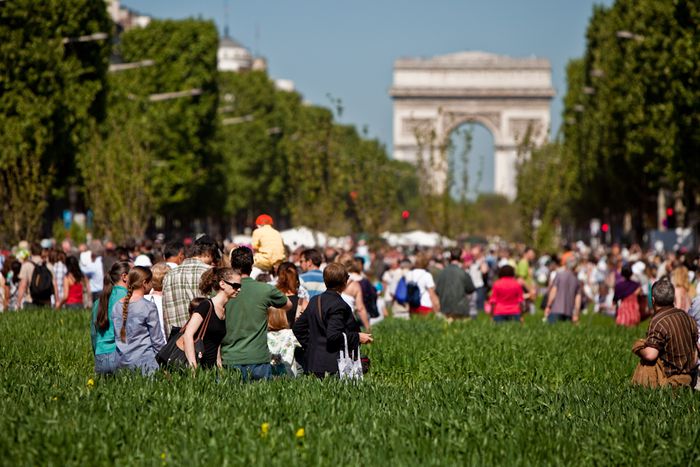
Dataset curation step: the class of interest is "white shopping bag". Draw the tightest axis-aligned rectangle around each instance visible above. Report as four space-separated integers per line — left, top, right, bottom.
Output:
337 333 363 381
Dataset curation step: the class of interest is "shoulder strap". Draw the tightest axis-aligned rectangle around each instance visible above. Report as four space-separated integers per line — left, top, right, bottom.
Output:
195 299 214 342
317 294 323 325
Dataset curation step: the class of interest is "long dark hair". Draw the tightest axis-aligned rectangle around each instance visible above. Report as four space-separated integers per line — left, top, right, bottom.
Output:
96 261 130 331
65 256 84 281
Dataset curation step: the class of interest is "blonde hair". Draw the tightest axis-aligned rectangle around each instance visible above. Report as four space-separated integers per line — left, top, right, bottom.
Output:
120 266 152 342
337 253 361 274
671 266 690 292
150 262 169 292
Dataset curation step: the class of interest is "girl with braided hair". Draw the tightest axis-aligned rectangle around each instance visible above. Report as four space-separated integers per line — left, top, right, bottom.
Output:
111 266 166 375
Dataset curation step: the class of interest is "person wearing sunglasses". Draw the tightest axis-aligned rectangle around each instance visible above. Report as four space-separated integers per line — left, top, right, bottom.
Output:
182 267 241 369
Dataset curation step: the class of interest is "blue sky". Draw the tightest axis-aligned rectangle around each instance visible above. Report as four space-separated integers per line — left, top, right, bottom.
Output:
125 0 613 193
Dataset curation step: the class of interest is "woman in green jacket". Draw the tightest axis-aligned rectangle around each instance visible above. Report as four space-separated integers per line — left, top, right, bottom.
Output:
91 261 130 374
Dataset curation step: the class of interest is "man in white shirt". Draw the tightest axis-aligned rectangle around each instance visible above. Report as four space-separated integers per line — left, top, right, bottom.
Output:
80 240 104 302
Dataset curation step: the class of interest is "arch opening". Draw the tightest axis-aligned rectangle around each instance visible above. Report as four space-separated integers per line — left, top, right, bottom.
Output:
447 121 495 201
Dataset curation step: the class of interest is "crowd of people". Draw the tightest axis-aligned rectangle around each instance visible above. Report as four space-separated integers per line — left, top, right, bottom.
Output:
0 217 697 387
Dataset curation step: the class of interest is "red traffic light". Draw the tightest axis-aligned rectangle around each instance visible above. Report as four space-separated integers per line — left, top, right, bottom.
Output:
666 207 674 217
601 223 609 233
401 210 410 220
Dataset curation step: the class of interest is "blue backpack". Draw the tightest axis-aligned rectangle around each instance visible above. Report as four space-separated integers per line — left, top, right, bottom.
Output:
406 281 422 308
394 277 408 305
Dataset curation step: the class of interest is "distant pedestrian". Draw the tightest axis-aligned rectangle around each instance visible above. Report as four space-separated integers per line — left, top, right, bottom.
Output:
544 257 581 324
672 266 691 311
614 264 641 327
488 265 523 323
59 256 89 309
80 240 105 302
251 214 286 279
299 248 326 299
144 262 170 338
406 252 440 315
436 248 475 320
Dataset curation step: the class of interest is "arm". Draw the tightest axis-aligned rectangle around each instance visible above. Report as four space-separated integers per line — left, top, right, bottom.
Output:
16 278 28 309
637 346 659 361
217 345 222 369
53 275 60 309
326 304 369 354
292 308 309 348
182 313 204 369
464 273 476 295
545 285 558 317
429 287 441 313
60 276 71 309
573 292 582 323
147 303 166 353
352 283 371 330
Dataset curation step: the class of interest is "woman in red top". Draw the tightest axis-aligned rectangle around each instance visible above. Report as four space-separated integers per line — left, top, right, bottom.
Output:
488 265 523 323
60 256 88 309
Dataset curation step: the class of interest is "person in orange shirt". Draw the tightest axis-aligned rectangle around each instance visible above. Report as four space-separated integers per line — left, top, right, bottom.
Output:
251 214 286 279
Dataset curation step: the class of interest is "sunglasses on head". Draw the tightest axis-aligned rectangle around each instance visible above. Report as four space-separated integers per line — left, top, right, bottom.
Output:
223 279 241 290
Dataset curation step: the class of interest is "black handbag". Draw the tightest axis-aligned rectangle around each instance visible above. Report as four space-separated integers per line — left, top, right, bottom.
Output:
156 300 213 368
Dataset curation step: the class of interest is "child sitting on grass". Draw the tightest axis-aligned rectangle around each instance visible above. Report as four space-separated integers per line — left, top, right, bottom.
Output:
267 306 300 377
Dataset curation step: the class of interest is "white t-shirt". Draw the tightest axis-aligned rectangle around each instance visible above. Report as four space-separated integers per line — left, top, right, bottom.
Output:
407 268 435 308
144 293 165 338
468 261 485 288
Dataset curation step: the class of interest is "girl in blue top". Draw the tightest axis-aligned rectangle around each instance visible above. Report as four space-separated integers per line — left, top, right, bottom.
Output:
91 261 130 375
112 266 166 375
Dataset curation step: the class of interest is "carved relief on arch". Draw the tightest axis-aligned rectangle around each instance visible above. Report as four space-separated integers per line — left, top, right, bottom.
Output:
442 111 501 137
401 117 435 138
509 118 544 144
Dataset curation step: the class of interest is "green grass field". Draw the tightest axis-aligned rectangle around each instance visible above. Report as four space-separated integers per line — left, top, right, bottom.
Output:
1 309 698 466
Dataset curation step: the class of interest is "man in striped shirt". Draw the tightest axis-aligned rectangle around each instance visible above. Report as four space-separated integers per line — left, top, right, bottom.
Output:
634 278 698 388
299 248 326 299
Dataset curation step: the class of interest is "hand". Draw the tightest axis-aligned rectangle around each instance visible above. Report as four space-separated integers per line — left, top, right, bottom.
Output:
359 332 373 344
544 306 551 317
572 314 580 325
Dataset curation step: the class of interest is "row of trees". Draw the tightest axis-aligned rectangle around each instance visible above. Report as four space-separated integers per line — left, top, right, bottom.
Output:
517 0 699 250
0 1 421 245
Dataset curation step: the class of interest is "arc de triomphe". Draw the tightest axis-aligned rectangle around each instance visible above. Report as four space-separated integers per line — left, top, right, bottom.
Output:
390 51 554 199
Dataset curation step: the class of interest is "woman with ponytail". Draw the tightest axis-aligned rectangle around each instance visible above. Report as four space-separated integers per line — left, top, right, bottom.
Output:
182 267 241 369
90 261 130 374
111 266 166 375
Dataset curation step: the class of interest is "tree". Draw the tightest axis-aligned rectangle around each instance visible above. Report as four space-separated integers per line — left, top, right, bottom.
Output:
0 0 111 244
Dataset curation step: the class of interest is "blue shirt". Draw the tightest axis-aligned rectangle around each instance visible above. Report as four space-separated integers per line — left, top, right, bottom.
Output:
300 269 326 298
90 286 128 355
111 298 166 375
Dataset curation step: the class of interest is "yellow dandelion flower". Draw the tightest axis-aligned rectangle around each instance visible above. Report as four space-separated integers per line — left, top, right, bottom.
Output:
160 452 166 460
295 428 305 438
52 396 58 401
261 422 270 436
87 378 95 388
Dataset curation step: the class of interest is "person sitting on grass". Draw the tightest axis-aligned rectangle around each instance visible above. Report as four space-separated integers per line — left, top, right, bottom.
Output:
182 267 241 370
267 306 301 377
112 266 166 376
91 261 130 375
632 278 698 388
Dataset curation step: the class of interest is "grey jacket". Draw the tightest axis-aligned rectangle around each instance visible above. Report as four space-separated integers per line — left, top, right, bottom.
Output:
111 298 166 375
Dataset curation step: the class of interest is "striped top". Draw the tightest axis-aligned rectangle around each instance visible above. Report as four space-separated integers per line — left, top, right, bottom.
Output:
300 269 326 299
645 306 698 377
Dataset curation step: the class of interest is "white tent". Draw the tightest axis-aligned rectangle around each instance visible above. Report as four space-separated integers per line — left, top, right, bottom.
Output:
380 230 456 248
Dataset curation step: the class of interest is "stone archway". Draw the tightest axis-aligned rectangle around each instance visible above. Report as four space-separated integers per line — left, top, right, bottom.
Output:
390 51 554 199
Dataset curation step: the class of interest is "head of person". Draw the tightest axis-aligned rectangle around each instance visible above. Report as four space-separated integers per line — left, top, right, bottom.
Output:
276 261 299 295
300 248 322 272
524 248 536 261
255 214 274 228
621 264 633 281
188 297 207 316
149 262 170 293
120 266 153 342
565 256 578 271
164 241 185 265
267 307 289 332
199 267 241 298
229 247 253 276
671 266 690 291
324 262 349 293
189 235 221 266
89 240 105 259
30 242 42 258
65 255 84 281
337 253 361 274
449 248 462 263
96 261 131 331
651 278 675 310
498 265 515 278
414 251 430 270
